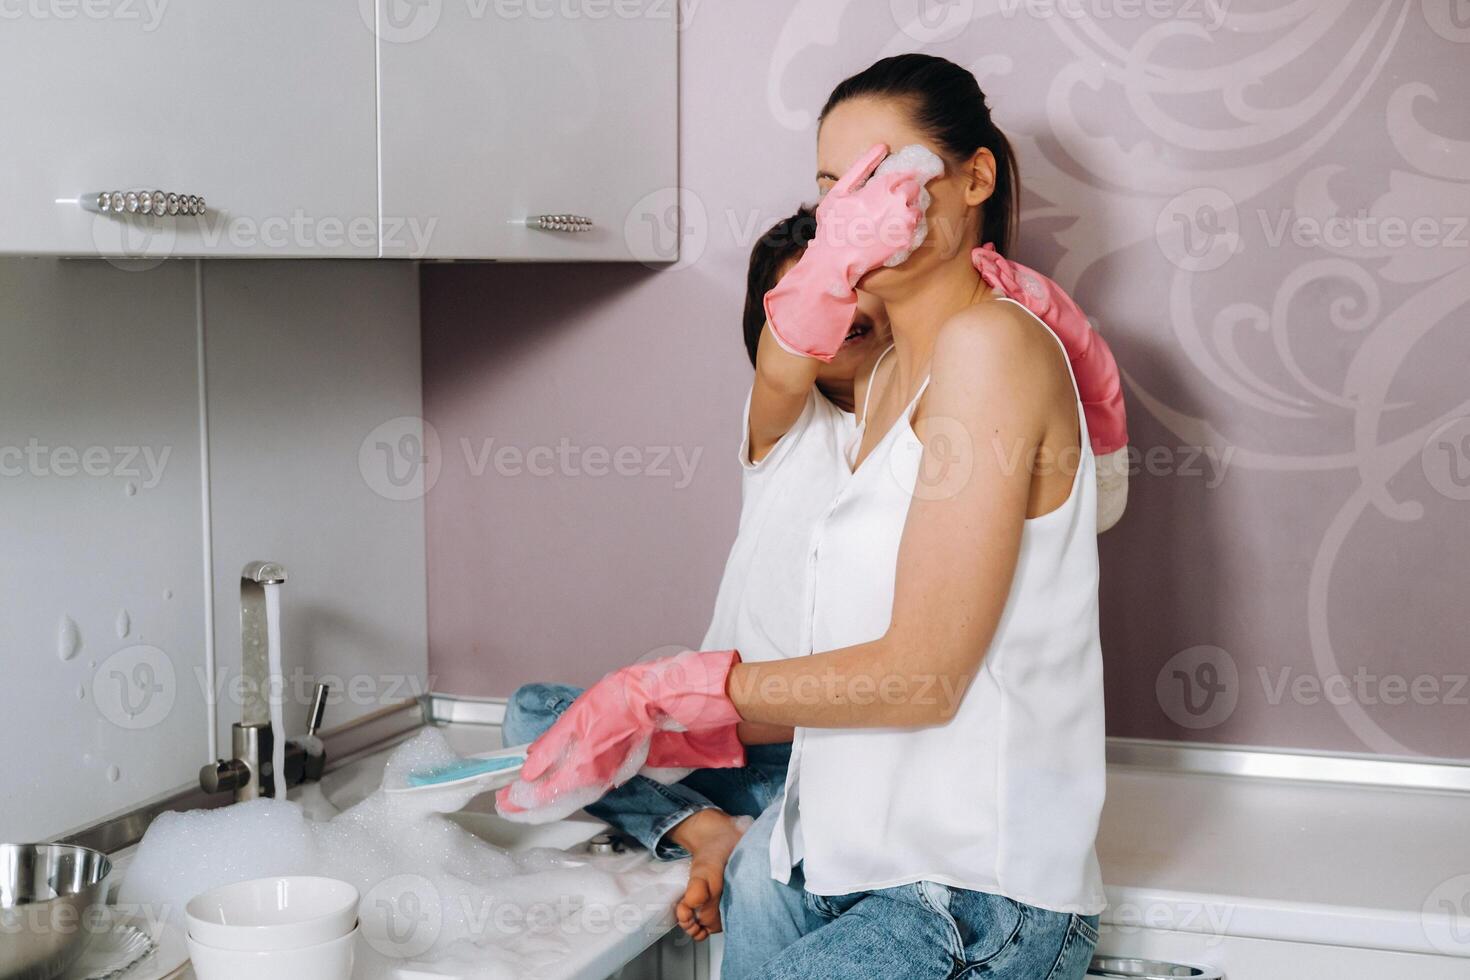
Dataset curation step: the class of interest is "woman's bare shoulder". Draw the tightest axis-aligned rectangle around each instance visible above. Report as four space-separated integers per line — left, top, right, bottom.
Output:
932 298 1069 395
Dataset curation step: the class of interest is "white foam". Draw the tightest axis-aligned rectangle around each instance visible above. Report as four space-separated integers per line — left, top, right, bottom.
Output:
119 729 674 977
498 735 652 826
874 143 945 267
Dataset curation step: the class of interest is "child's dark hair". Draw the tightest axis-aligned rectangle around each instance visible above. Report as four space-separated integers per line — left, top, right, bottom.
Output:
820 53 1019 255
741 206 816 367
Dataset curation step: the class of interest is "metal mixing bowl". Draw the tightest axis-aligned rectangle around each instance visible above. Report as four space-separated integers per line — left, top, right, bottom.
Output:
0 844 112 980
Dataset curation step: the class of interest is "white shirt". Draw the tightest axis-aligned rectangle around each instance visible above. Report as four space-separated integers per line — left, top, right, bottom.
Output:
769 298 1109 915
699 388 858 662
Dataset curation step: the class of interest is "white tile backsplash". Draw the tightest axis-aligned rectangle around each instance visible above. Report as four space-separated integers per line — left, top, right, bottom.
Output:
0 258 426 841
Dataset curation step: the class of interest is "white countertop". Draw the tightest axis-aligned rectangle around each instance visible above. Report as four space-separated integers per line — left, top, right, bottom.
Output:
1095 764 1470 957
101 722 688 980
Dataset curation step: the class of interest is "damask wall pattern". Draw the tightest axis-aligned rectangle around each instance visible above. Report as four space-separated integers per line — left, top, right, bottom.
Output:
423 0 1468 759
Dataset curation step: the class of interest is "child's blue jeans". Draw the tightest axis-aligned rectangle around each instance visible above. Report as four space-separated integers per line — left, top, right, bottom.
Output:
501 682 792 858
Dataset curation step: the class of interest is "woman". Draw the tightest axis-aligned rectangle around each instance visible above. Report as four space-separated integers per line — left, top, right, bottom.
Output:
501 206 893 938
501 54 1110 979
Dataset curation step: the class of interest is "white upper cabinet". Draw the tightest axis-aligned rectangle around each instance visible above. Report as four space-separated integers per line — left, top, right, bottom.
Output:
0 5 378 258
376 2 678 261
0 5 676 261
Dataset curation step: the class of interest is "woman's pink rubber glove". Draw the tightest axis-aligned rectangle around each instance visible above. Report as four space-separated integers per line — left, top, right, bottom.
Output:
972 244 1128 456
495 649 744 823
763 143 924 362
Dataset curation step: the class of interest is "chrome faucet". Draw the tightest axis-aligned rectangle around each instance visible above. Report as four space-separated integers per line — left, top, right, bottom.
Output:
199 561 330 802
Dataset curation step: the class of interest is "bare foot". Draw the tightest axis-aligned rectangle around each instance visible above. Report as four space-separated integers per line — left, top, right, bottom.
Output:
668 809 747 941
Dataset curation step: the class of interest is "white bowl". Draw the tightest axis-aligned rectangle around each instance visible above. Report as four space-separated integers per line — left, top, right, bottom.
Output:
185 876 358 952
186 923 357 980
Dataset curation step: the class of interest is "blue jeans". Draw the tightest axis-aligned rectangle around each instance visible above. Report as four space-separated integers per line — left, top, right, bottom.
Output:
721 801 1100 980
501 683 792 858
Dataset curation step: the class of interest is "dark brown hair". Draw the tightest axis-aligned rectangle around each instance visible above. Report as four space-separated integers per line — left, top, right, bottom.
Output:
741 207 816 367
819 53 1020 255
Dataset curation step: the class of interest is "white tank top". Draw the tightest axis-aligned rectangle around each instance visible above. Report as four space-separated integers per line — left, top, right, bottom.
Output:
700 388 857 661
768 297 1108 915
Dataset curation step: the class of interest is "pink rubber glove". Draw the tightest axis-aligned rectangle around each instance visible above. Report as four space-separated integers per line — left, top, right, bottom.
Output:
763 143 924 362
495 649 744 823
972 244 1128 456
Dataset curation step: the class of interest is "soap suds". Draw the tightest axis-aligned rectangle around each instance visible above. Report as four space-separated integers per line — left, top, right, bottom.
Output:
120 729 682 978
874 144 945 267
499 736 651 827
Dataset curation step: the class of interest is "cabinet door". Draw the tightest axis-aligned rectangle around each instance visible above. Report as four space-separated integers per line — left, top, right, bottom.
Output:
1094 926 1468 980
0 5 377 258
378 3 677 260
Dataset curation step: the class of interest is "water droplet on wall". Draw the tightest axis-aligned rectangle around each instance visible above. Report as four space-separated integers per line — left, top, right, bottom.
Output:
116 608 131 639
57 615 82 661
163 588 174 600
77 684 86 700
124 482 137 497
106 765 121 783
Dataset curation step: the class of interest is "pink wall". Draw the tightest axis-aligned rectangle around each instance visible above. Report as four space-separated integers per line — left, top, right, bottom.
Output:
423 1 1470 759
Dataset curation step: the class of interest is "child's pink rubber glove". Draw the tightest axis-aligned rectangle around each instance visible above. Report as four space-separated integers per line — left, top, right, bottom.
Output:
495 649 744 823
972 243 1128 456
973 243 1131 530
763 143 924 362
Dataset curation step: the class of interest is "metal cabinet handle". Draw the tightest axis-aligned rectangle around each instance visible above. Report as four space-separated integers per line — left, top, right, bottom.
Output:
81 189 207 217
517 213 593 233
1089 957 1223 980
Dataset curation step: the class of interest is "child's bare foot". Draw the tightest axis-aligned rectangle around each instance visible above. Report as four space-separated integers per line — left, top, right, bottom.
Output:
668 809 747 941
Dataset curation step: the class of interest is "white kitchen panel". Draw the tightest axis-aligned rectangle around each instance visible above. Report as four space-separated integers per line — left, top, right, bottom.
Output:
202 261 429 751
0 258 208 842
378 2 678 260
0 4 378 257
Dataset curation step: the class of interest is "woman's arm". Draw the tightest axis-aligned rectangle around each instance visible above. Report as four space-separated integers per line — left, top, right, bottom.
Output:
747 321 822 463
729 302 1075 728
738 720 797 745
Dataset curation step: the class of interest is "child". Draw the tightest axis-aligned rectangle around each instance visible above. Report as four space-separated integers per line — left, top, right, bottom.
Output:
501 206 891 938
